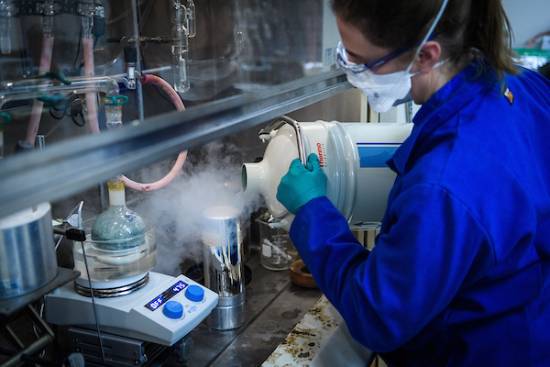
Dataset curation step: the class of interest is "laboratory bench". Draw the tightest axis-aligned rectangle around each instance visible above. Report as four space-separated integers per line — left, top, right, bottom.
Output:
158 250 373 367
163 251 323 367
0 238 372 367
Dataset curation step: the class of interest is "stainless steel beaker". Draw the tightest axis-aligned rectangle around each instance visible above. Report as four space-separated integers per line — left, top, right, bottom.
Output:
202 206 245 330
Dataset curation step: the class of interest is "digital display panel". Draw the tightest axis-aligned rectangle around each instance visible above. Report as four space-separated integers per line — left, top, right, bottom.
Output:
145 280 188 311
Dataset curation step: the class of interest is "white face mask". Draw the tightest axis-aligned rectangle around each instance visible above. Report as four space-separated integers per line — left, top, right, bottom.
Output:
337 0 449 113
345 64 417 113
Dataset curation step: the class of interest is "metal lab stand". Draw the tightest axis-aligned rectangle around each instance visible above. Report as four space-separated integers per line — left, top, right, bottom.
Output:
0 268 79 367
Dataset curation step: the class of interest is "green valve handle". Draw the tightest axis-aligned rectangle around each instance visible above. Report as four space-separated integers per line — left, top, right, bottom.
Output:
104 94 129 106
38 94 67 107
39 71 72 85
0 111 12 124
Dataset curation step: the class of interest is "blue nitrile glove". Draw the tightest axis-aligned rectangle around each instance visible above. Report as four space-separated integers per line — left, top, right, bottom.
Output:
276 153 327 214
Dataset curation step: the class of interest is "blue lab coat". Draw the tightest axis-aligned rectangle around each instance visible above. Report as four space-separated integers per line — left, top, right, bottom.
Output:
290 61 550 366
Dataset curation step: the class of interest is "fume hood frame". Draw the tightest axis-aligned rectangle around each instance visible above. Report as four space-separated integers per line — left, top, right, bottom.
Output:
0 70 350 218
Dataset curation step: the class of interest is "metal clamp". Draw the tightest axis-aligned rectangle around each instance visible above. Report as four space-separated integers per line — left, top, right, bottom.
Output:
258 115 307 165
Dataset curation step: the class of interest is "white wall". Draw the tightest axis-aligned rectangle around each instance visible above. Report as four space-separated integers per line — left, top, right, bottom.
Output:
502 0 550 47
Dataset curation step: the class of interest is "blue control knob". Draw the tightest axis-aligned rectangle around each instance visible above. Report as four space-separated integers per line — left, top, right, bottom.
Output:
185 285 204 302
163 301 184 319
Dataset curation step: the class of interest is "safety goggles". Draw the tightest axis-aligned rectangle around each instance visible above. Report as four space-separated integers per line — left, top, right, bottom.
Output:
335 30 440 75
336 41 413 74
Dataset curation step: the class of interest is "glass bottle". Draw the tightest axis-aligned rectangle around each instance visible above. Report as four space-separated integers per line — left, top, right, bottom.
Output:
104 95 128 130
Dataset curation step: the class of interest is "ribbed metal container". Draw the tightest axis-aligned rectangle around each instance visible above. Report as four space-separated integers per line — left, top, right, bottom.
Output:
202 205 245 330
0 203 57 299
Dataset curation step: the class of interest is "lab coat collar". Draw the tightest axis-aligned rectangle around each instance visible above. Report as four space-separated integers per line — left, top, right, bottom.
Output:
388 60 498 175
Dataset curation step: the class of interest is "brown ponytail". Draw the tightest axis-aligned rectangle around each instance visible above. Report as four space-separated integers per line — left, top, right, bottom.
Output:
466 0 516 76
332 0 517 78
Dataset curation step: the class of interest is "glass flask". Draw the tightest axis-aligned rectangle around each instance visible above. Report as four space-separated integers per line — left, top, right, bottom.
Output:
91 179 146 250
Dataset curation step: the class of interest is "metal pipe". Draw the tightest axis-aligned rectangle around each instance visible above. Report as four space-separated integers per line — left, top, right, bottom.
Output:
0 335 53 367
1 305 55 367
4 326 24 349
259 116 307 165
28 305 54 337
279 116 307 165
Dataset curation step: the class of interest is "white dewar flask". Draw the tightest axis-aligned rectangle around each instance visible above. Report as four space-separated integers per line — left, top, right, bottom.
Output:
242 118 413 228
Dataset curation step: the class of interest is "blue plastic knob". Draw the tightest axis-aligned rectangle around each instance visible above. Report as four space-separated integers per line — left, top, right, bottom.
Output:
163 301 184 319
185 285 205 302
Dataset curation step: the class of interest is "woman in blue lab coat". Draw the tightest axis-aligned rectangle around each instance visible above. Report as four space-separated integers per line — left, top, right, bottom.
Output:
276 0 550 366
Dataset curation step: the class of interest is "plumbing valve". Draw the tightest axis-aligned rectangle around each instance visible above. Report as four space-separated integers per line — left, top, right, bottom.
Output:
124 46 138 90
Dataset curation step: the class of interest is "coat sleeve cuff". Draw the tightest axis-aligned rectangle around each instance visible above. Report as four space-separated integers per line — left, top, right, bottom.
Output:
290 196 334 236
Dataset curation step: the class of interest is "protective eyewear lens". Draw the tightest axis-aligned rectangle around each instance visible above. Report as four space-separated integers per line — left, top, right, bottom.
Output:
336 42 366 73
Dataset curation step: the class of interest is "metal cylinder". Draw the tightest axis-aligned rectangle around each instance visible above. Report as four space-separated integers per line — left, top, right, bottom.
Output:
0 203 57 298
202 205 245 330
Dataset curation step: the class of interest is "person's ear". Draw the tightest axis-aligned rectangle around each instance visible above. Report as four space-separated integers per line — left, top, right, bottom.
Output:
413 41 442 73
